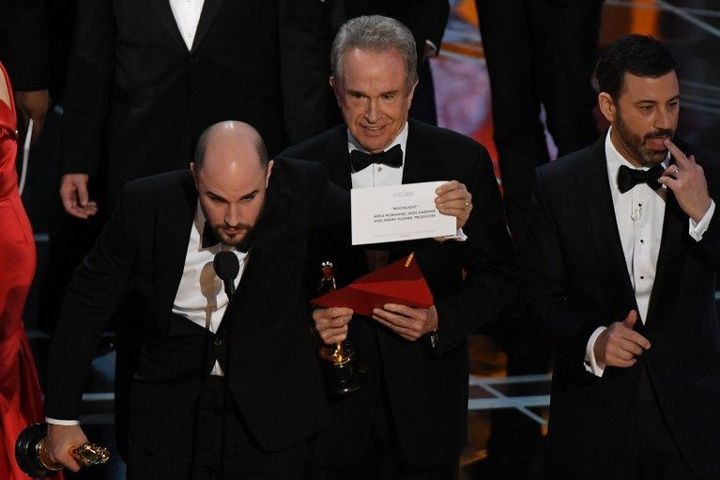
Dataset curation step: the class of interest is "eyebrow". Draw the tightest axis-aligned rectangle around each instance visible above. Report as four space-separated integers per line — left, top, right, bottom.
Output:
635 94 680 104
206 189 259 202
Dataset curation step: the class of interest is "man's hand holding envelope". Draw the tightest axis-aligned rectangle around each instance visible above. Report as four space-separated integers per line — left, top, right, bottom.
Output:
312 180 471 345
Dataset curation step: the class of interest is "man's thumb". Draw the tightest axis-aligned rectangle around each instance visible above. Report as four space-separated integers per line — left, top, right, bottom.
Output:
623 310 638 328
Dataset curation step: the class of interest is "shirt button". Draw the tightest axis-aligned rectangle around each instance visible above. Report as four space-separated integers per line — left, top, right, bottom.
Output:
214 338 223 346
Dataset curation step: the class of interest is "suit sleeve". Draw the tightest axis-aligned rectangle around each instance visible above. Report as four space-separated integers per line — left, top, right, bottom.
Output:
694 158 720 267
278 0 338 145
0 0 49 90
307 160 350 228
44 185 137 420
523 169 598 370
433 148 518 356
61 0 115 176
398 0 450 59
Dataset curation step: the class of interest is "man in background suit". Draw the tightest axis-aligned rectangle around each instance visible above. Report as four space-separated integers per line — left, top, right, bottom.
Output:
283 16 516 479
525 35 720 479
43 121 349 479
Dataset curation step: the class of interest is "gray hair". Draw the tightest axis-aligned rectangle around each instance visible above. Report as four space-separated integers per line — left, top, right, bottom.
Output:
331 15 418 91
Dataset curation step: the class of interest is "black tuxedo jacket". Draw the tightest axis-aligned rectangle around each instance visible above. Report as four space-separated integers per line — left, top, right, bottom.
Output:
343 0 450 61
61 0 325 203
0 0 49 91
45 158 349 454
525 138 720 478
282 120 517 469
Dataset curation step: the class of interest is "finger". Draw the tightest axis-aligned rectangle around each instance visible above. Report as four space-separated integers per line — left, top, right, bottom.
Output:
380 303 422 319
77 182 90 207
662 164 680 179
614 338 644 357
372 315 420 340
315 315 351 332
435 180 462 196
320 327 348 344
657 175 678 190
82 204 99 216
436 206 467 219
622 310 637 327
60 189 77 214
372 309 412 328
625 331 651 350
664 139 689 167
607 345 636 362
51 449 81 473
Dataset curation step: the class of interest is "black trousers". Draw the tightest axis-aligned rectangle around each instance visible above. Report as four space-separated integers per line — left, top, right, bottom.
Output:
126 377 307 480
544 368 700 480
475 0 603 243
306 383 458 480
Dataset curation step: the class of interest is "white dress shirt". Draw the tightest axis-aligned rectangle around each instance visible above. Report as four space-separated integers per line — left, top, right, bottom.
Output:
584 129 716 376
172 204 247 375
47 203 246 425
169 0 205 50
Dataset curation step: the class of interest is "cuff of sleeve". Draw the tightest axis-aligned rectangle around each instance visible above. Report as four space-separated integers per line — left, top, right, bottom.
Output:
441 228 467 242
584 326 607 377
689 200 716 241
46 417 80 426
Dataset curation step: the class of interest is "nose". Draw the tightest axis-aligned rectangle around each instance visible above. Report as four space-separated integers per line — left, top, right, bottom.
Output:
224 203 242 228
364 98 380 123
654 107 673 131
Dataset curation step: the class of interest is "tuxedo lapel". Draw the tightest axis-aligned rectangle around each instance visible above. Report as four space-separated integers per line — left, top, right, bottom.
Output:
191 0 224 52
154 173 197 313
402 121 435 185
585 141 639 324
324 126 352 191
149 0 187 51
217 162 293 334
644 183 686 331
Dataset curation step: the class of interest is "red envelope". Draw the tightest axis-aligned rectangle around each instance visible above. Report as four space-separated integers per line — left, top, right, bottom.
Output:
311 254 434 317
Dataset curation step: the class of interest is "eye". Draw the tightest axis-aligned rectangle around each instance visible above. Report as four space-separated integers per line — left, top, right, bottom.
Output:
381 93 395 100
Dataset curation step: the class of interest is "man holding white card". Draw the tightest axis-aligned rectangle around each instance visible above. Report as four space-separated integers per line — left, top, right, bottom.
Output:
283 15 516 479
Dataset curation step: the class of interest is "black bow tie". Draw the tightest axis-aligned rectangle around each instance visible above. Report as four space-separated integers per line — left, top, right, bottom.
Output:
617 164 664 193
201 221 252 253
350 144 403 172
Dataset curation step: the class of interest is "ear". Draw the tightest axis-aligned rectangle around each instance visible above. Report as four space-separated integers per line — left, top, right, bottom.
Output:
265 160 274 187
329 76 341 105
406 79 419 108
598 92 616 124
190 162 199 187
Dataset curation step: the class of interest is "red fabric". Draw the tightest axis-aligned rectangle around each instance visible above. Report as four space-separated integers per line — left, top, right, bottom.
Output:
0 62 48 479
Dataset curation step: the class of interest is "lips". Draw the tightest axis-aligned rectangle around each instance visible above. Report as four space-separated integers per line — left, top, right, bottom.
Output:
645 137 669 150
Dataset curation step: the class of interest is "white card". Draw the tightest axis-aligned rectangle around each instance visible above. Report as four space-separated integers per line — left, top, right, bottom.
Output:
351 181 455 245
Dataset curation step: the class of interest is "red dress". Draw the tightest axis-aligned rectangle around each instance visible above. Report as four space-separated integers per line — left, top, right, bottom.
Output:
0 62 45 479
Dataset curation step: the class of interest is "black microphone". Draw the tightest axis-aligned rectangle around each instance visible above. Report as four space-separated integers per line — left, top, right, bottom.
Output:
213 251 240 299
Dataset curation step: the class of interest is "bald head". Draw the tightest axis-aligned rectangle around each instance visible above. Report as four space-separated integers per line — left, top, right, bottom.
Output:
193 120 269 172
191 121 273 247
